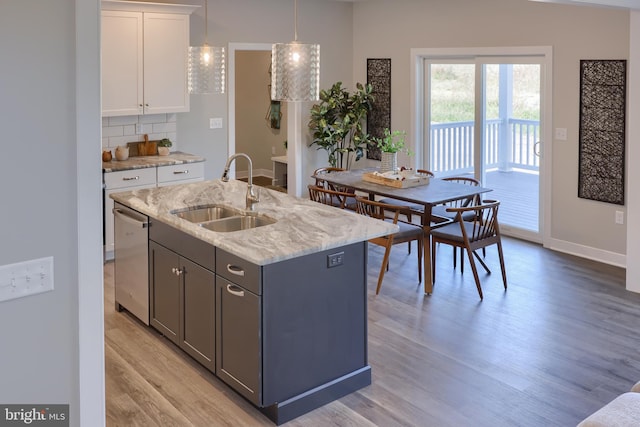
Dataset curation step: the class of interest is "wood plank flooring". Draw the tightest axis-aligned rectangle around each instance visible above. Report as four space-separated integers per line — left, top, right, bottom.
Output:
105 237 640 426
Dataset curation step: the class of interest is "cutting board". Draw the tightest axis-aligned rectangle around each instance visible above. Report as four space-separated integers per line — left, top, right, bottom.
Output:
126 138 159 156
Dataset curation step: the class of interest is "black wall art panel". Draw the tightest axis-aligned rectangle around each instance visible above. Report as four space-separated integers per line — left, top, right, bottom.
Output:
578 59 626 205
366 58 391 161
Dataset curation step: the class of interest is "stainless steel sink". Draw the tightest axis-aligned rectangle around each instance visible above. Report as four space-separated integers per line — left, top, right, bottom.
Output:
199 215 277 232
172 205 240 223
172 204 276 232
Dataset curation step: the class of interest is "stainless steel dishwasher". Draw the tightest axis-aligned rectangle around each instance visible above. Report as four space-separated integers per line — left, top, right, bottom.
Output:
113 202 149 325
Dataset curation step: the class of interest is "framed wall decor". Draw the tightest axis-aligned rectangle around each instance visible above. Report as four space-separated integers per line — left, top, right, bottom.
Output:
577 59 626 205
366 58 391 161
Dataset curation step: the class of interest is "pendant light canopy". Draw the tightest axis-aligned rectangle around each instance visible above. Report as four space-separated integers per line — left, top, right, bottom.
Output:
271 0 320 102
188 0 225 94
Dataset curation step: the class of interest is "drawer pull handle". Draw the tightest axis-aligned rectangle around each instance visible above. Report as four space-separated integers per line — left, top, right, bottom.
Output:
173 170 189 175
226 284 245 297
122 176 140 181
227 264 245 277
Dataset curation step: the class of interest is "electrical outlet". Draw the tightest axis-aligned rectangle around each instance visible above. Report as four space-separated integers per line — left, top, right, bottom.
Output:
555 127 567 141
272 146 276 155
615 211 624 225
0 256 54 303
327 252 344 268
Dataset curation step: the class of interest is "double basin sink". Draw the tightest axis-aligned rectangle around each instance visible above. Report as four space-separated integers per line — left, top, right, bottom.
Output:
172 205 276 232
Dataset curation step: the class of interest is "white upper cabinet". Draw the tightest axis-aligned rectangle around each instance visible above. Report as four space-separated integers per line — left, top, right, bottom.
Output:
101 1 197 117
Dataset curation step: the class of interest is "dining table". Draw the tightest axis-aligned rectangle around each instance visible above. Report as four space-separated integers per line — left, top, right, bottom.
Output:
314 168 492 295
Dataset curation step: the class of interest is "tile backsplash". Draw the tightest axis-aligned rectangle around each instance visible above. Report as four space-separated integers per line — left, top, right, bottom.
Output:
101 113 177 151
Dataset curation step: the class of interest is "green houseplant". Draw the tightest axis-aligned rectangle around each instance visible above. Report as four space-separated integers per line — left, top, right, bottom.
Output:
374 128 412 172
375 128 408 154
157 138 172 156
308 82 375 169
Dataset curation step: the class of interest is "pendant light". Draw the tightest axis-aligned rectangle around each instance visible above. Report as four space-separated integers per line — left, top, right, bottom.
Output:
271 0 320 102
188 0 225 94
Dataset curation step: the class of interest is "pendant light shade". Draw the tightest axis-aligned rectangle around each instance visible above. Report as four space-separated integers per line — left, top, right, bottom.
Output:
271 0 320 102
188 44 225 94
188 0 225 94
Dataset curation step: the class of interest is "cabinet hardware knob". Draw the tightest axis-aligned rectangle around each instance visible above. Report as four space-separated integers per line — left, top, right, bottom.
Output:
227 264 245 277
172 267 182 276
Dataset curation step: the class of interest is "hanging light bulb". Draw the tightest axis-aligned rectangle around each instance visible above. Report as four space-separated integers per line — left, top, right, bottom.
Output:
271 0 320 102
188 0 225 94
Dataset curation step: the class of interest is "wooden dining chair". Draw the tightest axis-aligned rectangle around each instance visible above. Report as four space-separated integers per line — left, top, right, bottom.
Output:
312 167 357 210
355 196 424 295
308 184 356 210
430 200 507 300
433 176 482 271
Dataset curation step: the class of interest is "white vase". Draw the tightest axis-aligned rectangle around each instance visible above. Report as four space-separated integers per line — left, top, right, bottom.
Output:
380 152 397 172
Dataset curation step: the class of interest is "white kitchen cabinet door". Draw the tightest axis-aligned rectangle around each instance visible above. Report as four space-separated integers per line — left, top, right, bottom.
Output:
101 4 192 117
101 10 144 116
143 13 190 115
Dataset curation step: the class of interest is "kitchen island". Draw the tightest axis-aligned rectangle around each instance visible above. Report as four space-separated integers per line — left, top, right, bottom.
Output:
110 179 396 425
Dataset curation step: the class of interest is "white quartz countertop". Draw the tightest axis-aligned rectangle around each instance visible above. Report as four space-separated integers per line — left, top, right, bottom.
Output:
109 179 398 266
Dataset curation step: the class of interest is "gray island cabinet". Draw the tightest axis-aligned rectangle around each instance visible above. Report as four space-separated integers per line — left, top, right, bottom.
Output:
110 179 396 425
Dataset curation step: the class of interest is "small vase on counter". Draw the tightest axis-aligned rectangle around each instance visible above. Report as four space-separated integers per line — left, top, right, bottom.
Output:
102 150 112 162
115 145 129 161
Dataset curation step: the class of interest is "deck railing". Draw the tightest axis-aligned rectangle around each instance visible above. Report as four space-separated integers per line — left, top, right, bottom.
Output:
429 118 540 175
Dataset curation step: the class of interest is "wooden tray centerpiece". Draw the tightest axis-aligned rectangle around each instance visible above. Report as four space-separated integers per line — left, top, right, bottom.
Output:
362 170 431 188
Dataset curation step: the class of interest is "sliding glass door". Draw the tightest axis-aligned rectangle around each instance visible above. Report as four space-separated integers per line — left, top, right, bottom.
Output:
425 56 543 240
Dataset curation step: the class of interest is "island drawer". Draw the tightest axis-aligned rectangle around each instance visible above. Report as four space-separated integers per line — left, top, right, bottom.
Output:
216 249 261 295
104 167 156 190
149 219 215 271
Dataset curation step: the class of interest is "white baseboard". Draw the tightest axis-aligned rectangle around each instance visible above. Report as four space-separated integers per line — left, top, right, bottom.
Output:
546 237 626 268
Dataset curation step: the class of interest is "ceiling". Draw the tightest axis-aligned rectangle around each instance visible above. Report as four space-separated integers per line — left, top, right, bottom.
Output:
529 0 640 10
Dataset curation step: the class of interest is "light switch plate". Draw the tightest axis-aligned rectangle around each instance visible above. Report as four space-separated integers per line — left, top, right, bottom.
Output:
0 256 54 303
209 118 223 129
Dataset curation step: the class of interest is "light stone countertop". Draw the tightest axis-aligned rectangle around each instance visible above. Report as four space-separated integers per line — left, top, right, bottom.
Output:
110 179 398 266
102 151 205 172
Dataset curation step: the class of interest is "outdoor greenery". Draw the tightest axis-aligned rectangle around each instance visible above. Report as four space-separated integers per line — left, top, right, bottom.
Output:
430 64 540 123
308 82 374 169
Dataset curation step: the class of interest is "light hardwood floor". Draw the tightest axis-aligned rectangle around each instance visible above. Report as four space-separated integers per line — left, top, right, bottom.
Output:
105 237 640 426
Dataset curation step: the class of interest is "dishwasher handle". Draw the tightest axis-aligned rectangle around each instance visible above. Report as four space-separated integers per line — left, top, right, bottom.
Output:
113 208 148 228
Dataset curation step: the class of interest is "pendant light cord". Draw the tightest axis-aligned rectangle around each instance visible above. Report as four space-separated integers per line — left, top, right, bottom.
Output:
204 0 208 45
294 0 298 42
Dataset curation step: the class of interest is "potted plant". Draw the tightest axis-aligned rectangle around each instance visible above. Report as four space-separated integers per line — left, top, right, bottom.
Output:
374 128 411 172
157 138 172 156
308 82 375 169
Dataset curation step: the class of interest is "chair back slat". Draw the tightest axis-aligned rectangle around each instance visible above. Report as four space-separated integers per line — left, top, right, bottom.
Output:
308 184 353 209
442 176 481 208
453 200 500 243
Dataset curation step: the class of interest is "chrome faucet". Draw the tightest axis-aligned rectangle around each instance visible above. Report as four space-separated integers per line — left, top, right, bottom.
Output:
221 153 259 211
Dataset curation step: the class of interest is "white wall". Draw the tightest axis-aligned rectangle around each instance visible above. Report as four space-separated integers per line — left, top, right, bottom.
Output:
169 0 354 183
0 1 103 425
352 0 629 261
626 11 640 292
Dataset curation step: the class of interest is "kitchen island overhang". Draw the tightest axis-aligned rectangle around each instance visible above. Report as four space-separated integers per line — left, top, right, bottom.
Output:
110 179 397 424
